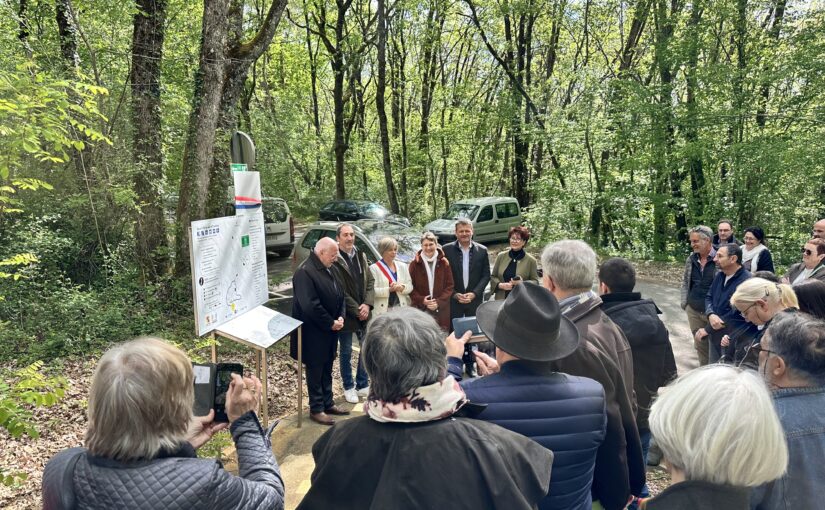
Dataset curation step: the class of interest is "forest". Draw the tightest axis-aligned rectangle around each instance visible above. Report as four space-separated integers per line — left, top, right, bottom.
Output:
0 0 824 481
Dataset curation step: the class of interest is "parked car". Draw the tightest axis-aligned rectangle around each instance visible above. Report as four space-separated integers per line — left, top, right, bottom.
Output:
262 197 295 257
424 197 522 244
318 200 410 226
221 197 294 257
292 220 421 269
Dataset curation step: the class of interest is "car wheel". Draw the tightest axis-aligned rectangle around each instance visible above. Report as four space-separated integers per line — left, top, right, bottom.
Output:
277 249 292 258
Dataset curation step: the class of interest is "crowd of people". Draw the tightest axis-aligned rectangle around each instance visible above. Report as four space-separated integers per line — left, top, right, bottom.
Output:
41 217 825 510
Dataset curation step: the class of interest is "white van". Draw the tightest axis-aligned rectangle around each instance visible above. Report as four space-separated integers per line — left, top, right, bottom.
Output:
424 197 522 244
262 197 294 257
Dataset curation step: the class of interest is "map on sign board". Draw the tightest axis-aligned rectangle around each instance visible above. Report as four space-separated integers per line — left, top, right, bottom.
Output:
217 305 302 350
190 211 269 336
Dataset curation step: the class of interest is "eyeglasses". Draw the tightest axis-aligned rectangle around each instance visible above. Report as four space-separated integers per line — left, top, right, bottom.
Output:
739 303 758 318
509 237 524 242
750 343 777 357
802 248 814 256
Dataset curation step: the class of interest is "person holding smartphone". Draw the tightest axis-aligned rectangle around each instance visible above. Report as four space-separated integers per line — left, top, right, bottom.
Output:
490 226 540 300
43 338 284 509
409 231 454 331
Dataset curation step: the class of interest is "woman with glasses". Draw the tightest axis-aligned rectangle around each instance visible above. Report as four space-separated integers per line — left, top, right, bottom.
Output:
741 227 775 273
489 226 539 300
729 278 796 368
784 238 825 284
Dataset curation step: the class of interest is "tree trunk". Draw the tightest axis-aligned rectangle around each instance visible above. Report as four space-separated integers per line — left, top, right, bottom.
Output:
684 1 705 222
376 0 399 213
131 0 168 281
175 0 287 277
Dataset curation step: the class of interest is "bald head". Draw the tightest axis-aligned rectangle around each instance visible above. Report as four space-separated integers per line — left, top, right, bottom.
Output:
814 219 825 239
314 237 339 267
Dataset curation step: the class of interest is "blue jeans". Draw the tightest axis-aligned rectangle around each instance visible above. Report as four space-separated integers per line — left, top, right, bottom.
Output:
339 330 368 390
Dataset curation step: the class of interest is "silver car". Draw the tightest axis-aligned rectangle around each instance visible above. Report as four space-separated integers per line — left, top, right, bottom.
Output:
291 220 422 269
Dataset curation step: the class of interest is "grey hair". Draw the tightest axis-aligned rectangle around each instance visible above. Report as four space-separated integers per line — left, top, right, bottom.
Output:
85 337 193 461
454 218 473 229
376 236 398 256
765 312 825 386
420 231 438 244
689 225 713 240
540 240 597 291
362 307 447 403
649 365 788 486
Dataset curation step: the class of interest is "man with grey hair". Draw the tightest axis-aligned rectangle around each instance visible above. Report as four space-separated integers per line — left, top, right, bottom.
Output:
541 240 634 396
751 311 825 510
537 239 645 505
680 225 717 366
291 237 348 425
443 218 491 376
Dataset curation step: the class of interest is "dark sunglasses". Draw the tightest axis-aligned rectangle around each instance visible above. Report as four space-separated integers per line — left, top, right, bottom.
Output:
802 248 814 256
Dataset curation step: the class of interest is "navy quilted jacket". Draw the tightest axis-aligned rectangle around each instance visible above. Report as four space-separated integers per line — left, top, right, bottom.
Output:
456 360 607 510
41 412 284 510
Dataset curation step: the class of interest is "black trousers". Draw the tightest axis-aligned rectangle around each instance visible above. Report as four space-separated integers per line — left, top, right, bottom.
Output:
306 358 334 413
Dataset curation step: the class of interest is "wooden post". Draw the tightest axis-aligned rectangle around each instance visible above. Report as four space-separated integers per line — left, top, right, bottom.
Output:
260 347 269 428
297 326 303 428
210 331 217 363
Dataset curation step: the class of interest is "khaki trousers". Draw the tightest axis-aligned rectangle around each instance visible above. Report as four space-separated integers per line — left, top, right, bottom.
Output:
686 304 709 366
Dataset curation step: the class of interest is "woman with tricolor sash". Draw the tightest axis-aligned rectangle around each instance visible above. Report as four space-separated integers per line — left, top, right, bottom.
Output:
369 237 413 318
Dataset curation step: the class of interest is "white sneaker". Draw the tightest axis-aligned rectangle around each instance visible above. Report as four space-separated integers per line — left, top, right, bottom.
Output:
357 386 370 398
344 388 359 404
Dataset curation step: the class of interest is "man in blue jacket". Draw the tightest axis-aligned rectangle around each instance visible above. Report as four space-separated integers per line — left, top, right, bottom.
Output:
446 283 613 510
694 243 757 363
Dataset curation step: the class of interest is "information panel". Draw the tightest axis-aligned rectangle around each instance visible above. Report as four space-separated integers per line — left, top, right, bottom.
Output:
217 305 302 350
190 211 268 335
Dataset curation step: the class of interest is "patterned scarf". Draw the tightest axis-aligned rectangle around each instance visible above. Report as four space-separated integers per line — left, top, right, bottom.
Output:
364 376 468 423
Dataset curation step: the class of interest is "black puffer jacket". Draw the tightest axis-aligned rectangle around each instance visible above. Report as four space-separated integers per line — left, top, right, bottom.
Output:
42 412 284 509
601 293 677 432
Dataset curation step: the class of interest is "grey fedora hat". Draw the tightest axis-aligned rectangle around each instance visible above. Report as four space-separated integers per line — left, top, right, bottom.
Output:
476 282 580 362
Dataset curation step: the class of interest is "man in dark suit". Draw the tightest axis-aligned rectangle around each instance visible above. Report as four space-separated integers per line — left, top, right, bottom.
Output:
443 218 490 375
291 237 350 425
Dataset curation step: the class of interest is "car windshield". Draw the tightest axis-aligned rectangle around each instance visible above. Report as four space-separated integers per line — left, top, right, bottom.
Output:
359 203 389 219
355 221 421 263
442 203 479 220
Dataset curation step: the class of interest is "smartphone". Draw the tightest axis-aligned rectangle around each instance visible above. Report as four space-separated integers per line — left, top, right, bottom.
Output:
512 275 522 281
214 362 243 423
426 295 433 300
452 316 482 338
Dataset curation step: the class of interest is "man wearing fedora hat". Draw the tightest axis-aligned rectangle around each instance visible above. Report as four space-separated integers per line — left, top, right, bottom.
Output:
447 283 630 510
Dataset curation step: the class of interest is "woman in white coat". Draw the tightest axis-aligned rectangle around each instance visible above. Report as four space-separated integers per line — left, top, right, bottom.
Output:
369 237 413 318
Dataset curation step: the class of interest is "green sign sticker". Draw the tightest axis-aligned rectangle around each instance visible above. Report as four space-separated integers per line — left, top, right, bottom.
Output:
241 235 249 247
231 163 247 172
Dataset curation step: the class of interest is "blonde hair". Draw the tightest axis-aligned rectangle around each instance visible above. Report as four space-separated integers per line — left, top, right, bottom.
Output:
730 277 797 310
85 337 194 461
649 365 788 486
377 236 398 256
